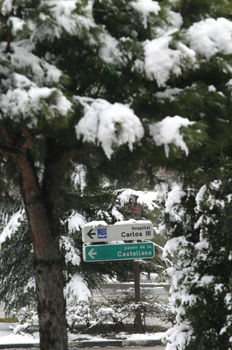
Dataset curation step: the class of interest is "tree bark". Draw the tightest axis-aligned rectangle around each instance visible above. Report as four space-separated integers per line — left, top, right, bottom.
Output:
16 140 69 350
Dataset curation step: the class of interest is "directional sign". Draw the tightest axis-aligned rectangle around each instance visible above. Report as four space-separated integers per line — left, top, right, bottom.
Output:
83 242 155 262
82 221 154 243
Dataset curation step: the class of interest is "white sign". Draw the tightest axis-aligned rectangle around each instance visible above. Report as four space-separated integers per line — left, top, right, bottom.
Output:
82 220 154 243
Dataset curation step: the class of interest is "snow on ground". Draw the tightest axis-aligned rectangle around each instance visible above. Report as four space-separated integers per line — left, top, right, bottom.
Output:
0 330 39 344
0 323 165 345
68 331 165 342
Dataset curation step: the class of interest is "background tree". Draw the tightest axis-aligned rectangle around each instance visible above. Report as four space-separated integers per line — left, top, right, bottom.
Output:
150 1 232 349
164 148 232 350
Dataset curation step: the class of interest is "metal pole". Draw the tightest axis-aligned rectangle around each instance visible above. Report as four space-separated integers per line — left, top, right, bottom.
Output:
133 260 142 333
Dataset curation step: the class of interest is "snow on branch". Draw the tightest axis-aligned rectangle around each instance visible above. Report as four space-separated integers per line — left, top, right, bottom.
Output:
130 0 161 28
60 235 81 265
1 0 14 16
64 274 91 305
66 211 86 233
0 73 72 125
149 115 195 157
0 209 24 245
9 44 63 86
71 164 87 193
75 97 144 159
187 18 232 60
98 32 122 64
165 183 186 213
116 188 159 210
165 324 193 350
143 37 196 87
34 0 95 40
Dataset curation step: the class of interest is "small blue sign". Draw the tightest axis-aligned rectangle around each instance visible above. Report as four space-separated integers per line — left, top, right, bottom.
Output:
97 228 107 239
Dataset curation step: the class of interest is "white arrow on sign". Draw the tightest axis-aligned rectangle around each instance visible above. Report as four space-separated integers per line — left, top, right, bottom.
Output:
88 248 97 259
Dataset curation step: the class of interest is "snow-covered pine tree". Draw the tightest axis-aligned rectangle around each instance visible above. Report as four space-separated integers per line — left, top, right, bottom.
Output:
164 148 232 350
0 0 232 348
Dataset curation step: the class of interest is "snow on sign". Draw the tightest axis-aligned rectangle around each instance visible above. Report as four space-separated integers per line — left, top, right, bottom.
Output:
82 220 154 243
83 242 155 262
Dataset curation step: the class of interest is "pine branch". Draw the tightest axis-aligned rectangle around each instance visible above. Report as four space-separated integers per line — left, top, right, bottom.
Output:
4 0 16 53
19 129 33 152
181 0 192 17
1 126 14 148
0 144 20 156
0 127 35 159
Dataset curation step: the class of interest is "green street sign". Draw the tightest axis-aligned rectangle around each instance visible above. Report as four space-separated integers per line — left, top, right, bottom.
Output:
83 242 155 262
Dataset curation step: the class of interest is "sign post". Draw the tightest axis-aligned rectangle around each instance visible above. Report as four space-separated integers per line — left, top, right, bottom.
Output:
82 220 155 333
134 260 142 333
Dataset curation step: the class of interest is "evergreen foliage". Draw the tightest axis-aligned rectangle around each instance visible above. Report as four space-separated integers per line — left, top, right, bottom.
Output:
164 148 232 350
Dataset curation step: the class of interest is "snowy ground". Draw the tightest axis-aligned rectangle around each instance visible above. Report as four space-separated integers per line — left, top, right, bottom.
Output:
68 331 165 342
0 323 39 345
0 323 165 345
0 274 167 345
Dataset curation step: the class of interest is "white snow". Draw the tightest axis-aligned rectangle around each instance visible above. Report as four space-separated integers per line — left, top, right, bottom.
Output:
60 235 81 265
163 236 189 258
71 164 87 192
156 87 183 102
168 10 183 30
67 330 165 342
195 181 225 212
195 184 206 211
210 179 222 190
24 278 36 293
36 0 95 39
116 188 159 210
75 98 144 159
0 73 72 124
83 220 108 228
9 44 62 85
194 275 214 287
143 36 195 86
149 115 195 157
114 219 152 225
118 331 165 340
1 0 13 15
165 324 193 350
0 325 165 345
9 17 25 34
64 274 91 305
194 214 203 229
187 18 232 60
67 211 87 232
98 33 122 64
130 0 161 28
0 209 24 245
0 332 39 345
112 206 124 221
165 183 186 213
96 209 111 221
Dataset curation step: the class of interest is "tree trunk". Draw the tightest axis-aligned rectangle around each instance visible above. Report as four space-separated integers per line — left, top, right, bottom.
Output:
16 141 68 350
34 255 67 350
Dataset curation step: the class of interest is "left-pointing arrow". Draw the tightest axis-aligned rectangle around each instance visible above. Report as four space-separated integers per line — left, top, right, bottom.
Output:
87 229 96 239
88 248 97 259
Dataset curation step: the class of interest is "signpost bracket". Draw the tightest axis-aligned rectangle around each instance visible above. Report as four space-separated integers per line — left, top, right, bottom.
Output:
134 260 143 333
